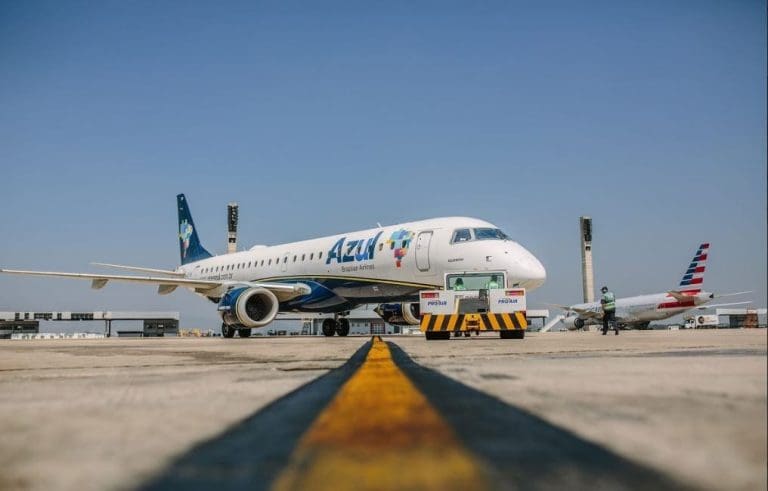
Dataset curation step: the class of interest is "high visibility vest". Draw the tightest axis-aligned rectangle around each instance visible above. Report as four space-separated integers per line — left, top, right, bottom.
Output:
602 292 616 311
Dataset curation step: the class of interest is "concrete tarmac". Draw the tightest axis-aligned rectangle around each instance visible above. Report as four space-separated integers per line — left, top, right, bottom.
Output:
0 329 765 491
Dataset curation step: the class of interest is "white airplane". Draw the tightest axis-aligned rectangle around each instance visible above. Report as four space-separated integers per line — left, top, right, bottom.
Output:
1 194 546 338
556 243 750 330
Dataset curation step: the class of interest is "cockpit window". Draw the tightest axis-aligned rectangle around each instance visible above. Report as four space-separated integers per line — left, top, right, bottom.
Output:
473 228 509 241
451 228 472 244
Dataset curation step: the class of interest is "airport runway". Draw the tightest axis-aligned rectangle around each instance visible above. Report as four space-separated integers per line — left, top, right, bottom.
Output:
0 330 765 491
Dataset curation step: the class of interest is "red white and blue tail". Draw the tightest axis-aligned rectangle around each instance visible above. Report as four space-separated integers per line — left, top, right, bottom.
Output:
678 243 709 293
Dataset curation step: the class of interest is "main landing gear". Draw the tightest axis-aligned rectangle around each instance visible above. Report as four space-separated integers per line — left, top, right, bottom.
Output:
221 323 235 338
220 323 251 338
321 316 350 337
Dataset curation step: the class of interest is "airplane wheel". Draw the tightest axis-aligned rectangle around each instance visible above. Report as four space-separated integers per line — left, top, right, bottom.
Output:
336 318 350 337
322 318 336 337
238 328 251 338
500 330 525 339
222 324 235 338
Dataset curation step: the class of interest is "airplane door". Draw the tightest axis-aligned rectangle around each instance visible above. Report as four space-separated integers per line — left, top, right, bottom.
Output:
415 231 432 272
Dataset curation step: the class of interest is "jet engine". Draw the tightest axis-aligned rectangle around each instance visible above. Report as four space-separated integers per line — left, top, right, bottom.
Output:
562 315 585 331
374 302 421 326
218 287 279 328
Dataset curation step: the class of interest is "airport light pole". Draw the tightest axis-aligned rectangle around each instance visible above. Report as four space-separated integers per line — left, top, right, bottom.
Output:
227 202 238 254
580 216 595 304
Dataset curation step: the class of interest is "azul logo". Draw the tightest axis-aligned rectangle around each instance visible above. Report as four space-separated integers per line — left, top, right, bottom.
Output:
326 231 383 265
179 219 194 258
387 229 414 268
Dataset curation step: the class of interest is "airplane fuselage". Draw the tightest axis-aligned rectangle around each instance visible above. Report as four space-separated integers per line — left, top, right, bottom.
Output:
567 291 713 326
179 217 546 313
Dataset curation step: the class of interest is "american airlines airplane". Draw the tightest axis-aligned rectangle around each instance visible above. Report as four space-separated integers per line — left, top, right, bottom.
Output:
557 243 749 330
0 194 546 338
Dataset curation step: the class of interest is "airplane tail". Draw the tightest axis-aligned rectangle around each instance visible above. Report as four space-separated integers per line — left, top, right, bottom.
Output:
177 194 213 265
677 243 709 293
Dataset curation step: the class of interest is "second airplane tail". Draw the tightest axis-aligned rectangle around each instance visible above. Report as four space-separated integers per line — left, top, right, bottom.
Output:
678 243 709 293
177 194 213 265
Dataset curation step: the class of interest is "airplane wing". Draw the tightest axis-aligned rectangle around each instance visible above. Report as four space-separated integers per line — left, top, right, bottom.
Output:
713 291 752 298
695 301 752 310
91 262 186 277
0 268 311 299
544 303 603 318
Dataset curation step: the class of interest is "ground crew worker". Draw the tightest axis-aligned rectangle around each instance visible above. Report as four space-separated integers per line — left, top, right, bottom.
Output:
600 285 618 335
486 275 500 289
454 278 466 290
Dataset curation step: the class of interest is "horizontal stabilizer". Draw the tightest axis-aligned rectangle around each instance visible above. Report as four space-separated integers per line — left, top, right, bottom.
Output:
666 290 693 302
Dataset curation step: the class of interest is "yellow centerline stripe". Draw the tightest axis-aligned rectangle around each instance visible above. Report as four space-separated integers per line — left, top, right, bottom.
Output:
271 337 491 491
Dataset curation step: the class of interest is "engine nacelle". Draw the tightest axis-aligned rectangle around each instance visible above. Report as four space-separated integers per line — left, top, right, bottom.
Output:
562 315 585 331
373 302 421 326
218 287 279 328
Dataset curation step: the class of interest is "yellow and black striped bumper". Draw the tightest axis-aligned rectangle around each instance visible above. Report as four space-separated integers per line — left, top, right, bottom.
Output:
420 312 527 332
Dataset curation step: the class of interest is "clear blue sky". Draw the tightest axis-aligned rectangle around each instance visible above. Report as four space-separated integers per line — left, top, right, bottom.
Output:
1 1 765 328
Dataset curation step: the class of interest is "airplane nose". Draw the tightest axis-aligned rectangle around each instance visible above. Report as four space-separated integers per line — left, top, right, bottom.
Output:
524 255 547 290
506 244 546 291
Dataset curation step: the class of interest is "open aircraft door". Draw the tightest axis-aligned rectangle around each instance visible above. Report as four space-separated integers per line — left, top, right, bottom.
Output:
415 231 432 272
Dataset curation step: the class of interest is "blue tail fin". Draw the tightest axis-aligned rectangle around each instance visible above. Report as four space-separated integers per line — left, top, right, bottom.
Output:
177 194 213 265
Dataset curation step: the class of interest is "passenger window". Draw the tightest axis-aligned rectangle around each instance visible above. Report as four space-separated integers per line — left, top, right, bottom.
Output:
452 229 472 243
260 260 264 266
319 252 323 259
283 257 287 263
379 243 383 251
268 259 272 266
302 254 305 261
293 255 297 262
310 253 314 260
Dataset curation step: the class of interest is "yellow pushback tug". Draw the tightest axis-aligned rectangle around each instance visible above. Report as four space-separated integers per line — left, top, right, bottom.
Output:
419 287 527 340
